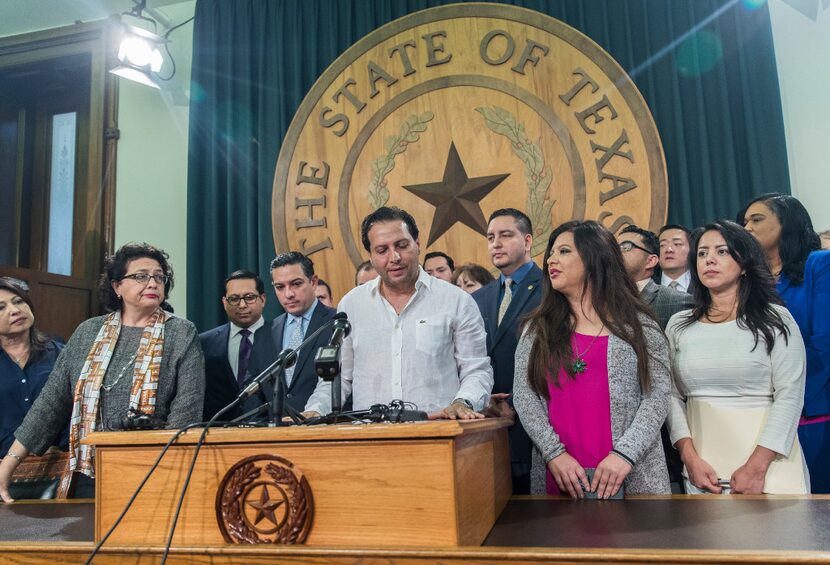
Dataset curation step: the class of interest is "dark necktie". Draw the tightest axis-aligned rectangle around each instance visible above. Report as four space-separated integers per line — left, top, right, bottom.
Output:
237 328 253 386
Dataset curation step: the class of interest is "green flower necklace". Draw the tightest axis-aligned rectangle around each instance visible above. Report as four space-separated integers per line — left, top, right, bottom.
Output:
571 326 605 374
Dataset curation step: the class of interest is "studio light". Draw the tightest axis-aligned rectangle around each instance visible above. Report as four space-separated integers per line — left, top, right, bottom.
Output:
110 22 166 89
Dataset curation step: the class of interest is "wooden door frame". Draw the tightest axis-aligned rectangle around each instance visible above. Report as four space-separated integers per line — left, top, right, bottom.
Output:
0 21 119 315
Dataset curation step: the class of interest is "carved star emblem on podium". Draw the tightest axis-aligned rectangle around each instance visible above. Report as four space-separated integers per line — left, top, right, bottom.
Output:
403 142 509 247
247 485 285 526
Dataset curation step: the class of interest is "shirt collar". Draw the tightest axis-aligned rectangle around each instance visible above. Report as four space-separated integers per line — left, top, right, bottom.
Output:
661 270 690 288
230 316 265 337
636 278 651 292
288 299 319 325
499 260 534 286
368 267 431 296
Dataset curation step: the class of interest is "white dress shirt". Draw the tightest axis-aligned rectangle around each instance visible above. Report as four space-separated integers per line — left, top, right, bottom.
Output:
660 270 692 293
304 268 493 414
227 316 265 378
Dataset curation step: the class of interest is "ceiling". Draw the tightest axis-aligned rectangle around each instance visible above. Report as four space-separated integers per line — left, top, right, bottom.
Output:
0 0 191 38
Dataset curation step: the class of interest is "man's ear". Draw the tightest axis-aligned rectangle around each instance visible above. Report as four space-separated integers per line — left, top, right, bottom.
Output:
646 254 660 271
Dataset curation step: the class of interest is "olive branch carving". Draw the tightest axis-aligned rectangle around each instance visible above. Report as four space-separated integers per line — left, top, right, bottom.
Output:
476 106 555 257
368 112 434 210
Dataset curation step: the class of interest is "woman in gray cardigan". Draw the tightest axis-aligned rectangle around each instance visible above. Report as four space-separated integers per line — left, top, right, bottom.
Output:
514 221 671 498
0 243 204 502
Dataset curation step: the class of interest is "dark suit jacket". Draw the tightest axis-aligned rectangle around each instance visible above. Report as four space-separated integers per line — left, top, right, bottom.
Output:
472 262 543 489
201 321 270 421
640 278 693 491
243 303 337 417
641 279 694 330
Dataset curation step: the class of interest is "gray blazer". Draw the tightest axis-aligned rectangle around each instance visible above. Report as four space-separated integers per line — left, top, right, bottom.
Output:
640 279 694 330
16 315 205 455
513 315 671 495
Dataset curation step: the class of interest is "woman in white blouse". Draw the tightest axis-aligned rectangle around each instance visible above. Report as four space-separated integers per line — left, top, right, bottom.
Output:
666 220 808 494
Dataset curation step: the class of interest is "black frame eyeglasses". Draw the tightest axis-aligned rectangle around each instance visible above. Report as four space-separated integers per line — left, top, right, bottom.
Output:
225 293 261 306
121 273 169 285
619 240 656 255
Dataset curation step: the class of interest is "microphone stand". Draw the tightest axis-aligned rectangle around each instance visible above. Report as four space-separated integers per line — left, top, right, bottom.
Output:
269 362 289 426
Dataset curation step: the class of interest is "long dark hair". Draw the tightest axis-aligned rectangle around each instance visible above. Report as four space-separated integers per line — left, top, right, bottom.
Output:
737 193 821 286
0 277 52 361
524 221 662 398
677 220 788 354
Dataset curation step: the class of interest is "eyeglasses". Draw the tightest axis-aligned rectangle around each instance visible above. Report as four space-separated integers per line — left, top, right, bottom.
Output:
225 293 261 306
619 240 656 255
122 273 168 285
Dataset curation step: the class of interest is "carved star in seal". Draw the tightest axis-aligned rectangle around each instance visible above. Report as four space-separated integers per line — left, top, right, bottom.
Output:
246 485 285 526
403 142 509 247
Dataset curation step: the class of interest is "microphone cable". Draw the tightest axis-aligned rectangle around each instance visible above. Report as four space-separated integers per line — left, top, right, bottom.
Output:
84 419 222 564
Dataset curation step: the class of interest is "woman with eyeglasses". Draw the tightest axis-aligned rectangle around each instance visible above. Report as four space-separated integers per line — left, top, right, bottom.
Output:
0 243 204 502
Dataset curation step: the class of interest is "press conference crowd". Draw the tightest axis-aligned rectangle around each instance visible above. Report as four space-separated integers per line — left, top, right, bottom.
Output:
1 192 829 502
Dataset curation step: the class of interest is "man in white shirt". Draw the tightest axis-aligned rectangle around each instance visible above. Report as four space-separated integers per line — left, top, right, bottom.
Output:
200 270 267 420
658 224 693 293
304 206 493 418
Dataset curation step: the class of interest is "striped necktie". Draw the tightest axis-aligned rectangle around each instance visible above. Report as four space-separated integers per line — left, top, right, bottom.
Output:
497 277 513 326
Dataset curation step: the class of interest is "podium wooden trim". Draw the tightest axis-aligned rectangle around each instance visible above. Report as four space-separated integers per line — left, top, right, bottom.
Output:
84 418 511 548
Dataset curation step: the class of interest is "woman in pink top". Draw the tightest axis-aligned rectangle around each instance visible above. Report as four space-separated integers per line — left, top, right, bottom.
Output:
514 221 671 498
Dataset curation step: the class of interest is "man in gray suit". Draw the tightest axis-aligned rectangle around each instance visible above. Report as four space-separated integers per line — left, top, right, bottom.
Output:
617 225 693 330
617 224 693 493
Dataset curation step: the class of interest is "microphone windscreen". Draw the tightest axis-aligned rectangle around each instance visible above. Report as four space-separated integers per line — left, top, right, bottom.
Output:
333 311 348 320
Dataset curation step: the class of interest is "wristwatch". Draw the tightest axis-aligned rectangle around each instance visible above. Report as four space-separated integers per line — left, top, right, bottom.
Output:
452 398 474 410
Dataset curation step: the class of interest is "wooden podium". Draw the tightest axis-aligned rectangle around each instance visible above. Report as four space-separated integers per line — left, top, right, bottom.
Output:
84 418 511 548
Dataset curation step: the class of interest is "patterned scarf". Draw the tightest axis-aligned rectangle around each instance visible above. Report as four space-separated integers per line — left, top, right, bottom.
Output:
69 308 169 477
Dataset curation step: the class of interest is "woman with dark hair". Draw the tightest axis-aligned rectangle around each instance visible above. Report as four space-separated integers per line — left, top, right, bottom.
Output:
0 278 67 459
738 193 830 492
514 221 671 498
0 243 204 502
666 221 807 494
452 263 495 294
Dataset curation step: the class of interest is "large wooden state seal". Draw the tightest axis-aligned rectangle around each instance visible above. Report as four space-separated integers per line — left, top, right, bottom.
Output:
273 2 667 298
215 454 313 544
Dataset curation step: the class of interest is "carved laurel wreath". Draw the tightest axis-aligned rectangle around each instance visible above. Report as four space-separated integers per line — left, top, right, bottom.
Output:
368 112 434 210
476 106 556 257
217 457 312 544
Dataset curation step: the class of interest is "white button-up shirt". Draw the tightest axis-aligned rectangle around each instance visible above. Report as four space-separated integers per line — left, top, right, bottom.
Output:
227 317 265 378
660 270 692 293
304 268 493 414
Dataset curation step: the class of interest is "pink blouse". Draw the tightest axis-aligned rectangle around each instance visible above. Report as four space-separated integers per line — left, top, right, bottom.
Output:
546 333 612 495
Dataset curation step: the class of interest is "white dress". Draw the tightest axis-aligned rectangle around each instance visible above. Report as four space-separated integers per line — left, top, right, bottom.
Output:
666 305 809 494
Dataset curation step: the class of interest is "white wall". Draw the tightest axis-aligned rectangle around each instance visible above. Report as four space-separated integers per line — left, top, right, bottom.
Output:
769 0 830 231
113 1 195 317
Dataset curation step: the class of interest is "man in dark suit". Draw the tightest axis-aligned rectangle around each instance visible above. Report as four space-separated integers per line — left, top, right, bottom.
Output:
472 208 543 494
243 252 336 419
617 224 693 493
200 270 267 421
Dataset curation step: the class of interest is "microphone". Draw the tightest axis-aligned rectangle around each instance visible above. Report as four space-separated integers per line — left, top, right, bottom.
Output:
236 311 349 401
314 317 351 380
237 348 295 401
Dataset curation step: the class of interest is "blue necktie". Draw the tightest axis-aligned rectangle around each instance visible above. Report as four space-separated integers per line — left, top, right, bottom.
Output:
284 318 304 387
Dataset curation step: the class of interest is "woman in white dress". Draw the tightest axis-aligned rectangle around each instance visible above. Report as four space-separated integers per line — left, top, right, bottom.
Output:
666 220 808 494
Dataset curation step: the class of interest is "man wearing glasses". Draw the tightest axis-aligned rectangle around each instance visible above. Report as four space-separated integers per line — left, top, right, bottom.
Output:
200 270 267 420
617 225 693 331
617 224 692 494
